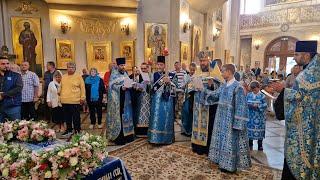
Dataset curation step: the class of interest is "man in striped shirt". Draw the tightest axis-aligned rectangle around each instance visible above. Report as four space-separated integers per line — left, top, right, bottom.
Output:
21 61 40 120
171 61 187 123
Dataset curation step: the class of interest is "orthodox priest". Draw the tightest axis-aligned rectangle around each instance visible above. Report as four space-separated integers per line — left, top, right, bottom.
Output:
271 41 320 180
191 51 223 155
148 56 176 144
204 64 251 173
107 57 134 145
132 63 151 136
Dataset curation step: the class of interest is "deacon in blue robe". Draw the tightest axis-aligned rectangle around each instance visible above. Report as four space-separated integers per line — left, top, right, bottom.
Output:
148 56 176 144
204 64 251 173
272 41 320 180
190 52 223 155
181 63 197 136
246 81 267 151
106 57 134 145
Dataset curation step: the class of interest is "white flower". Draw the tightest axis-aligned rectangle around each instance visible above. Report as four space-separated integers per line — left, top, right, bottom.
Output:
2 168 9 177
3 154 11 161
44 171 52 178
58 151 64 157
69 157 78 166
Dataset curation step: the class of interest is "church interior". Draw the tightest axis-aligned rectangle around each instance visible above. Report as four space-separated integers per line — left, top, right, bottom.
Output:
0 0 319 179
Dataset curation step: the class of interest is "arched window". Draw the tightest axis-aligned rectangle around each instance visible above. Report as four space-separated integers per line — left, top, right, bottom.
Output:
264 36 298 75
240 0 263 14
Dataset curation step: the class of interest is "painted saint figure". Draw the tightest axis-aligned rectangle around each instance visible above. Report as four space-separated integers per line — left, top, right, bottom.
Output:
19 22 37 72
148 25 165 61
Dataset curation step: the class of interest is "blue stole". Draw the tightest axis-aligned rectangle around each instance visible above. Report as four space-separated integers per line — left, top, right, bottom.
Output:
106 70 134 140
148 72 175 144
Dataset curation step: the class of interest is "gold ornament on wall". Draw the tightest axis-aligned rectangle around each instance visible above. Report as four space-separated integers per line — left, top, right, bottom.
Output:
180 42 190 65
11 17 43 76
144 23 168 64
192 25 203 63
55 39 75 69
15 1 38 15
120 41 135 71
72 16 119 37
86 41 112 73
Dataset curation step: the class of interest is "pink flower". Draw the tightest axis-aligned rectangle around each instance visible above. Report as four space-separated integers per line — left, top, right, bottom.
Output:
83 151 92 159
10 162 18 171
31 123 40 130
3 123 13 133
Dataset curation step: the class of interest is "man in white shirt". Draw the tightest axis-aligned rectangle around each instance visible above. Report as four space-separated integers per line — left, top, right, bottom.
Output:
20 61 40 120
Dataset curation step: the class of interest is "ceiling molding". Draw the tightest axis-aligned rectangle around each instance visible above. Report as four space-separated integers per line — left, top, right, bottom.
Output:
187 0 226 13
44 0 138 8
48 3 137 14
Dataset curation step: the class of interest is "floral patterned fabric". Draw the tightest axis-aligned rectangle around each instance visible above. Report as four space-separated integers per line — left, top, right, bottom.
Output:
204 81 251 172
106 70 134 141
284 55 320 179
247 92 268 140
109 139 280 180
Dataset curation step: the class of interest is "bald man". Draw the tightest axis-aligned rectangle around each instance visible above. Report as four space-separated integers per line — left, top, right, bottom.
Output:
21 61 40 120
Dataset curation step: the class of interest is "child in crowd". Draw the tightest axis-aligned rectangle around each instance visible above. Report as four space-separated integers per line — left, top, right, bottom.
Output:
247 81 268 151
47 70 64 132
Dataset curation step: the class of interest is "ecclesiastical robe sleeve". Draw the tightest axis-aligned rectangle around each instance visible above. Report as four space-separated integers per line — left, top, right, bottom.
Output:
258 94 268 112
202 86 221 105
232 86 249 130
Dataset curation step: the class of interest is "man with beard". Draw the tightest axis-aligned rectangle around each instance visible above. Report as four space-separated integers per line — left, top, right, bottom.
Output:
148 56 176 144
271 41 320 180
0 56 23 122
107 58 134 145
191 51 223 155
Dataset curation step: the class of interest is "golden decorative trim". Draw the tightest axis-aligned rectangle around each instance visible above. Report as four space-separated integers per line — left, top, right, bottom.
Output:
294 102 319 170
71 16 119 37
240 4 320 30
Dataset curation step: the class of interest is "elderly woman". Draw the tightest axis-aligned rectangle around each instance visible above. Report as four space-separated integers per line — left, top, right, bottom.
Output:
85 68 106 129
47 70 64 132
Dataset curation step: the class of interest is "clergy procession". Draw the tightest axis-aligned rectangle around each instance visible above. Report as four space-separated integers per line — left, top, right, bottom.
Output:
0 40 319 179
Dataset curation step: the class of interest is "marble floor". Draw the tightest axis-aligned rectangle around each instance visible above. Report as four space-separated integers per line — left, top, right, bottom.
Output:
55 110 285 171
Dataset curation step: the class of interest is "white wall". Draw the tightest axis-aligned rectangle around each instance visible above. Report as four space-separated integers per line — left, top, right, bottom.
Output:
49 10 137 71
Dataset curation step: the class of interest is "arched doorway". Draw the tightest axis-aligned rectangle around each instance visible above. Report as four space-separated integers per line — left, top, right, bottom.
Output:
264 36 298 75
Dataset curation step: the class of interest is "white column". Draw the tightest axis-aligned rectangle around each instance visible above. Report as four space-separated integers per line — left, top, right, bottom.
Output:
135 0 180 70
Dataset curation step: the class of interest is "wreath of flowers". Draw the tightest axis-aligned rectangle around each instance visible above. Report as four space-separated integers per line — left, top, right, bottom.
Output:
0 133 108 179
0 120 56 143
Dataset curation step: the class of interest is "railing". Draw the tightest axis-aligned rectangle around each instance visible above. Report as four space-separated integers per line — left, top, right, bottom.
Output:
240 4 320 30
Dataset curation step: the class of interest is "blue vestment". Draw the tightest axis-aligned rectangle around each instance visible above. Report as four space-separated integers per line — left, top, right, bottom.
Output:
284 55 320 179
247 92 267 140
148 72 175 144
204 80 251 172
106 70 134 141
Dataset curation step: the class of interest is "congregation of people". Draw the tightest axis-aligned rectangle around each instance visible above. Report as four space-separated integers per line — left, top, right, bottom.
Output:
0 40 319 179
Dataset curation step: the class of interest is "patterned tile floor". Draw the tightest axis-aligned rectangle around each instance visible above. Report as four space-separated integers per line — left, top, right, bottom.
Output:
52 110 285 172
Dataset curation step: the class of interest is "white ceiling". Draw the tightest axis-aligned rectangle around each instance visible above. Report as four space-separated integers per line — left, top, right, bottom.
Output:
44 0 138 8
188 0 227 13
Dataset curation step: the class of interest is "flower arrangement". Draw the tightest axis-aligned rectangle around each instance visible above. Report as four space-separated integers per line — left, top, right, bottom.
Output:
0 133 108 179
0 143 34 178
0 120 56 143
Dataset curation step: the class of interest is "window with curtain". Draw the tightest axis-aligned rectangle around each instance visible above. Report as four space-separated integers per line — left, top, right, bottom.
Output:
240 0 263 15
